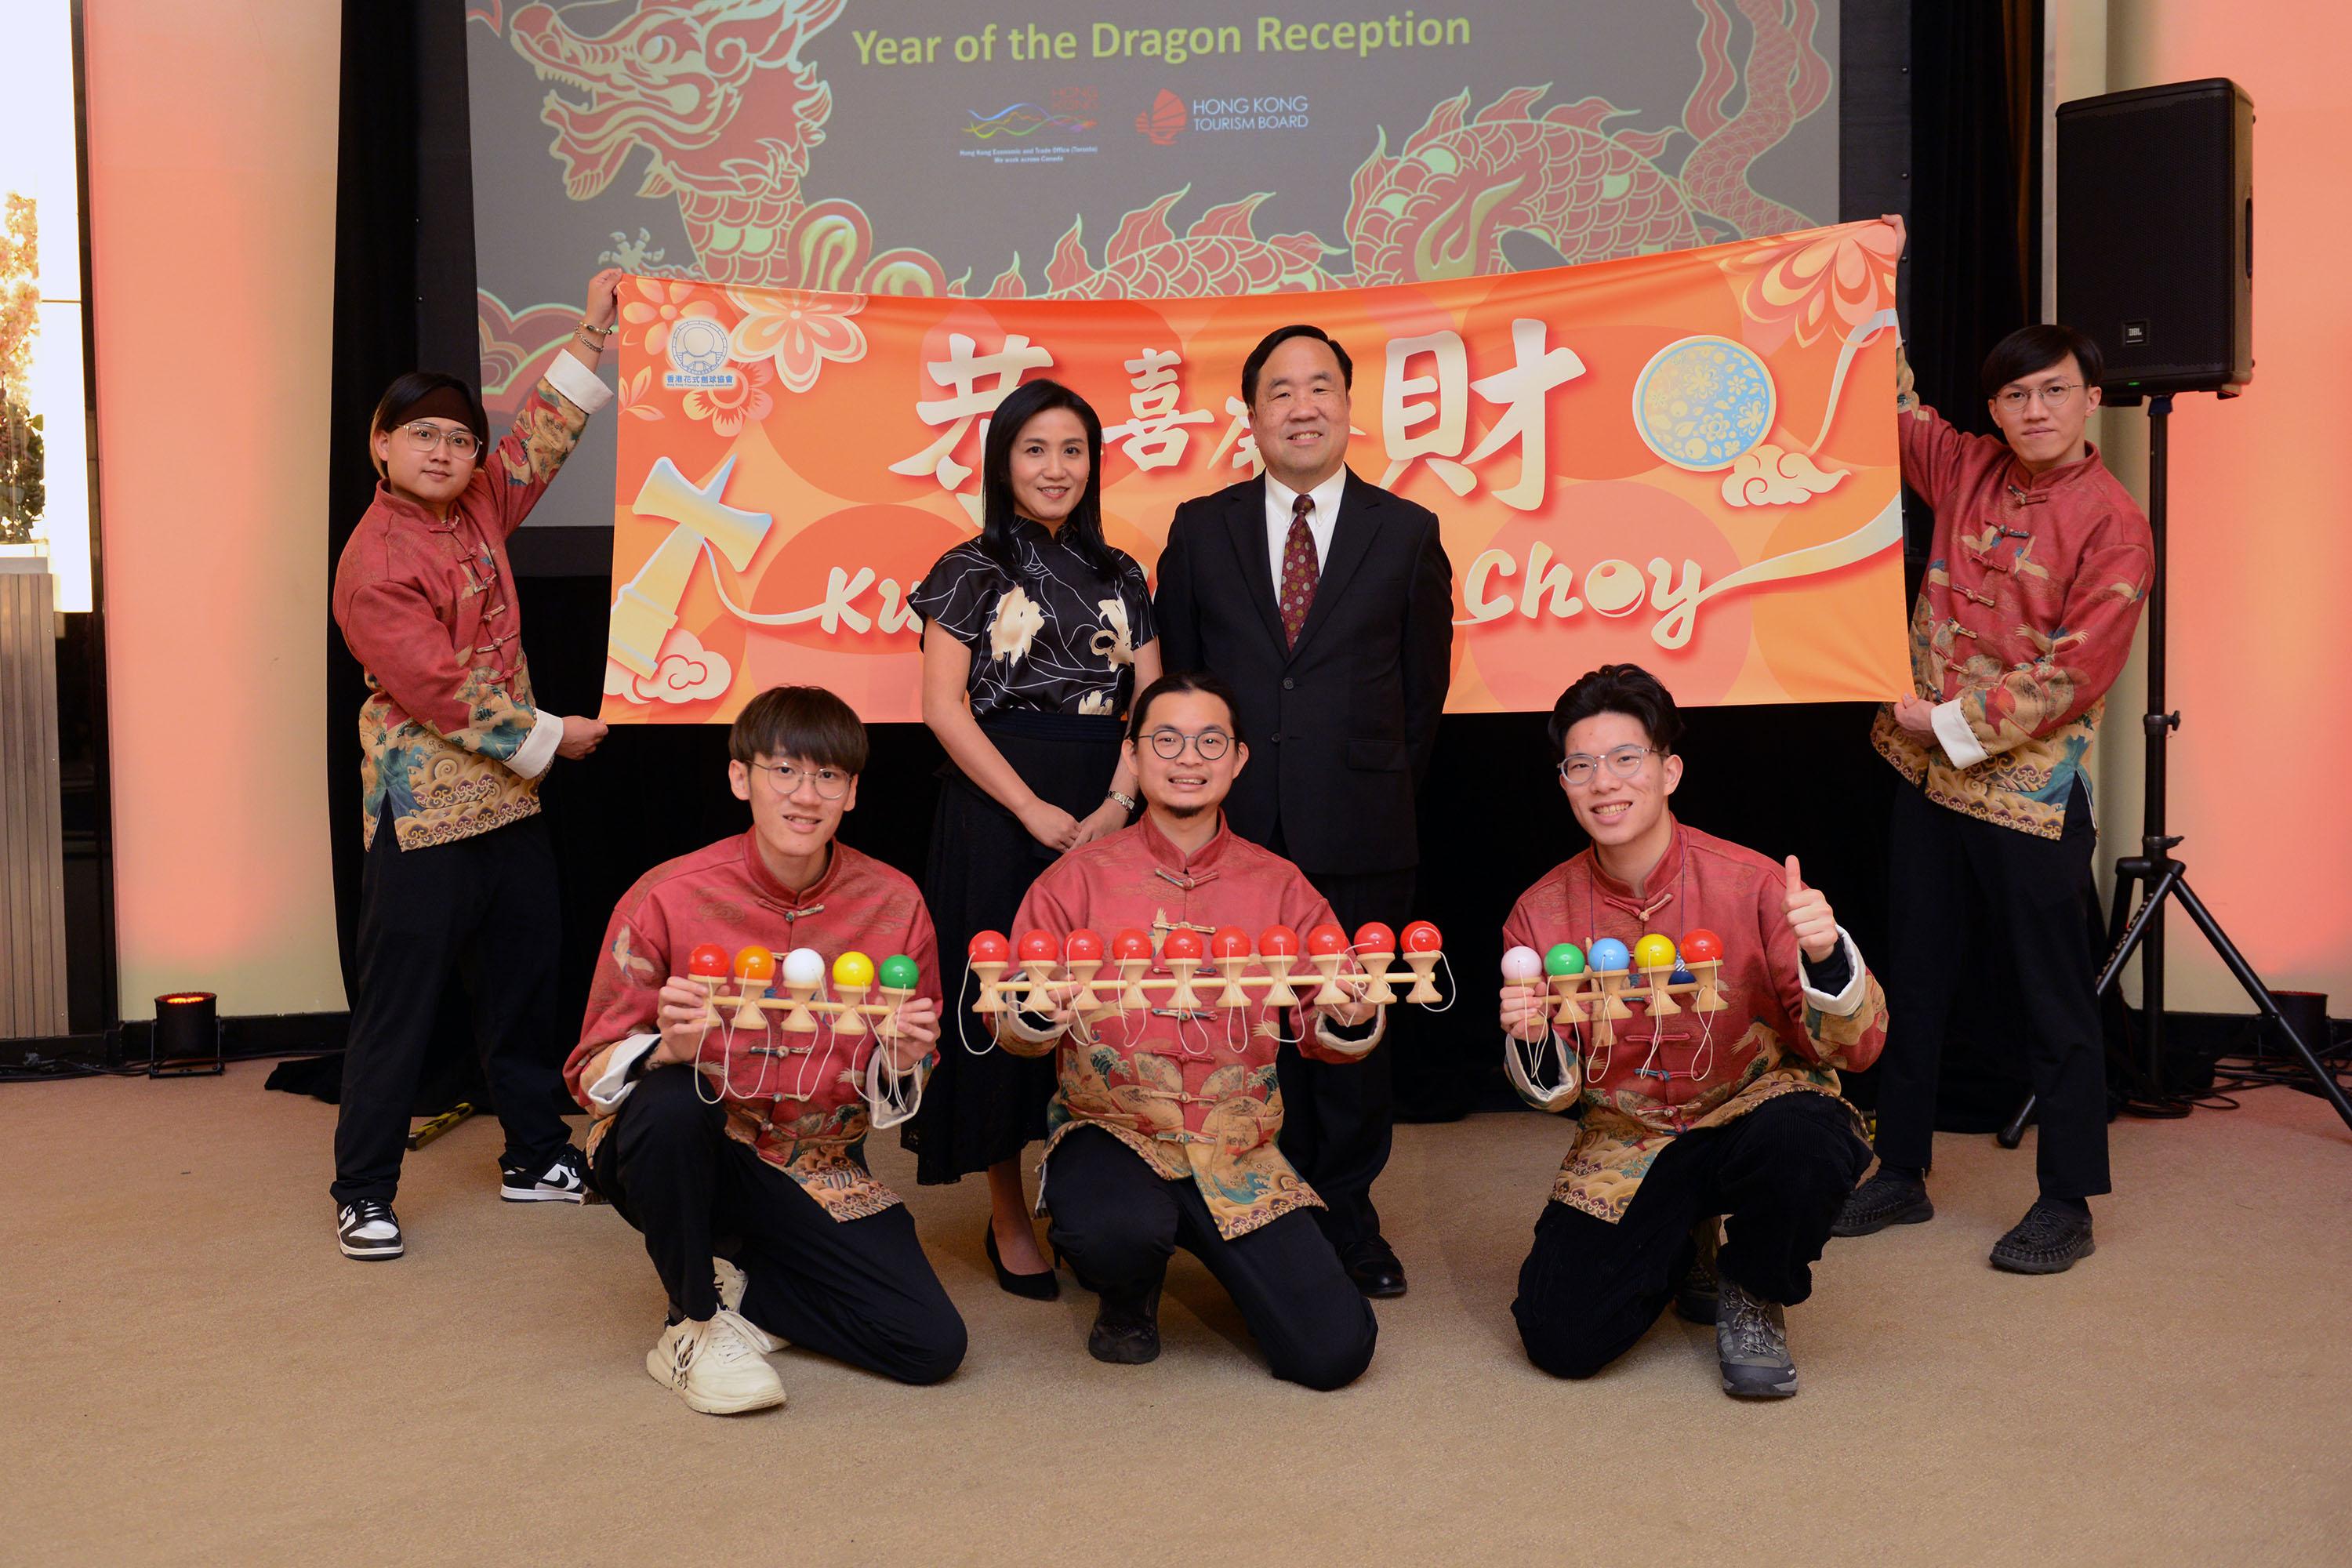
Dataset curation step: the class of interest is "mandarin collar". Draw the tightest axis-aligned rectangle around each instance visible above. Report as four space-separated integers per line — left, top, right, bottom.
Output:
742 826 843 912
374 480 462 534
1584 816 1686 906
1138 810 1233 876
1010 514 1073 553
2005 439 2105 495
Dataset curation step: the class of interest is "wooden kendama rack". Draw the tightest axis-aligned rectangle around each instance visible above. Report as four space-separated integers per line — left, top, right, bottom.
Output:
682 942 923 1042
1503 929 1729 1056
963 921 1447 1018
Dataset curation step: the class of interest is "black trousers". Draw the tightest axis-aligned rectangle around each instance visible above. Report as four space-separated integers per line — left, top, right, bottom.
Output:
1513 1092 1871 1379
1044 1125 1378 1391
906 711 1120 1184
1875 782 2111 1200
1267 840 1413 1253
331 809 572 1206
593 1067 967 1385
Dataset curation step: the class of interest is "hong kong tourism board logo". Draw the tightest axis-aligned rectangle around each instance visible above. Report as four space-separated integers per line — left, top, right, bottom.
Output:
665 316 737 390
1137 88 1308 143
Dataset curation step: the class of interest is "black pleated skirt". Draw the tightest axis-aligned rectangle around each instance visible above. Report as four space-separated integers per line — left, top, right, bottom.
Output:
902 709 1126 1184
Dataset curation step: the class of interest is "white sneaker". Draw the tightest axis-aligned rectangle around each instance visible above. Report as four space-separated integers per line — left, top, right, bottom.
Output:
646 1314 787 1415
713 1257 787 1353
336 1200 403 1260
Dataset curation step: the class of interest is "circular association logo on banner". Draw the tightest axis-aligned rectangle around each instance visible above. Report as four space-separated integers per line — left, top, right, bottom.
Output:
666 316 735 379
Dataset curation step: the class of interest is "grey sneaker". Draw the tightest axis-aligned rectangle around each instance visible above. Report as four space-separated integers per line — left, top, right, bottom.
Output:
1715 1275 1798 1399
1989 1199 2095 1275
1675 1215 1721 1324
1832 1170 1933 1236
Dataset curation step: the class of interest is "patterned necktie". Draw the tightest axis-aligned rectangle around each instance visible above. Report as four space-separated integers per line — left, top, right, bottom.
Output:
1279 492 1319 649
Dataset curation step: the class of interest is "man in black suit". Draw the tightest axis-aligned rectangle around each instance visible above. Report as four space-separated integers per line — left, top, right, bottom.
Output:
1153 324 1454 1298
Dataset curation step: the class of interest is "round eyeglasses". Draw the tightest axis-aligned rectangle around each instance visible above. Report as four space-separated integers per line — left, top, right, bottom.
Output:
1994 382 2079 411
1143 727 1232 760
396 421 481 459
750 761 851 800
1558 744 1658 787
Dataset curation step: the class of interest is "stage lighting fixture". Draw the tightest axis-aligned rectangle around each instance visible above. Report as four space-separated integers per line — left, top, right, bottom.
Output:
151 992 224 1078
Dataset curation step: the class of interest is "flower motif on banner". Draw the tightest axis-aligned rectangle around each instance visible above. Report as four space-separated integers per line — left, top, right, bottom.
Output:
1724 223 1902 349
618 365 662 422
1632 336 1775 471
681 358 776 437
620 278 724 360
1720 445 1846 507
603 625 733 706
725 289 866 394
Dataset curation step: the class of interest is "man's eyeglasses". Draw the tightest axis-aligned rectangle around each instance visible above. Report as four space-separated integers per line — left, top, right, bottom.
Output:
1143 727 1232 760
1994 382 2080 412
750 760 851 800
395 421 481 459
1558 744 1659 787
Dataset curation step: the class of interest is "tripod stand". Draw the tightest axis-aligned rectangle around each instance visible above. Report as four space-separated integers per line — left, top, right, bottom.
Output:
2001 394 2352 1145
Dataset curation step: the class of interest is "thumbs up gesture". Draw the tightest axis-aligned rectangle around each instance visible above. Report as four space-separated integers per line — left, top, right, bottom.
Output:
1783 855 1838 964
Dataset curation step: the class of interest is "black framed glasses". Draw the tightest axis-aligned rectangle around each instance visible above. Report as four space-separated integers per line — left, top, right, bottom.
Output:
751 761 851 800
1144 727 1232 760
1558 744 1657 787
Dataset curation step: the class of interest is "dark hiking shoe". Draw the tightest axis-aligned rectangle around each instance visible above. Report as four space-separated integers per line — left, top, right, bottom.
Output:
1832 1170 1933 1236
1990 1199 2095 1275
1715 1274 1798 1399
1087 1286 1163 1365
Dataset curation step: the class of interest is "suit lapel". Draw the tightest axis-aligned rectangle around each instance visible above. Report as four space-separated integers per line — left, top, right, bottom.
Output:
1287 470 1384 660
1221 477 1288 652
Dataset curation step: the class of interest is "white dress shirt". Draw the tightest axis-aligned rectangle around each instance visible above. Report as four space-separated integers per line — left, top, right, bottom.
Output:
1262 468 1348 591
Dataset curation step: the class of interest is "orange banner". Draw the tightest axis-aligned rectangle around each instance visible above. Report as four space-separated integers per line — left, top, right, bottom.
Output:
600 220 1910 722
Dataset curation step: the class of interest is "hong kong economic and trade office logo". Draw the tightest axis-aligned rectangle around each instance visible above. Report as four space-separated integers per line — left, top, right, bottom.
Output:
664 316 737 390
1136 88 1308 142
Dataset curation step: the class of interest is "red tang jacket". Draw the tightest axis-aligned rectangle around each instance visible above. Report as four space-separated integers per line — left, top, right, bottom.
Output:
1502 819 1888 1224
1871 353 2153 840
1000 814 1379 1241
566 833 941 1223
331 353 611 851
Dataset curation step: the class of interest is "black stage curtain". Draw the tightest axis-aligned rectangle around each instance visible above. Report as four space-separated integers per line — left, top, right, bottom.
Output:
326 5 2063 1125
324 0 489 1083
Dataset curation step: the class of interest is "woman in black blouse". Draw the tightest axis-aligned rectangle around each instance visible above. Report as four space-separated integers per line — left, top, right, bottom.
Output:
905 379 1162 1297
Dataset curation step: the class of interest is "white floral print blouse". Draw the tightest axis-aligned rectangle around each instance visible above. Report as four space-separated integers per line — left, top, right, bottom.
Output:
911 518 1157 720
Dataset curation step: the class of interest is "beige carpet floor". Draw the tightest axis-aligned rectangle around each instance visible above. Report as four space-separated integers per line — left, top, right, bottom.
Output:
2 1062 2347 1567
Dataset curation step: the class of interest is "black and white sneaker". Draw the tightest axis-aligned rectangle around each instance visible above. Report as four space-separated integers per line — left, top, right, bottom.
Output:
338 1200 404 1260
500 1145 590 1203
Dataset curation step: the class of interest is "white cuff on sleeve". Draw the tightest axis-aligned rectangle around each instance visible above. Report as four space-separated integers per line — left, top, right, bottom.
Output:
1313 1007 1387 1058
510 707 564 780
584 1033 662 1112
1930 699 1989 769
1798 927 1869 1018
543 349 615 416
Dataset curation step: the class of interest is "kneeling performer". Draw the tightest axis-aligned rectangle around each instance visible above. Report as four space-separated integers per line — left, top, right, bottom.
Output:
1500 665 1886 1398
566 685 966 1414
996 671 1382 1389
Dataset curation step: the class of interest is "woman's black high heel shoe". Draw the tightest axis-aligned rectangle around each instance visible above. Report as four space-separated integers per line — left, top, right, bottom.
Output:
985 1221 1061 1301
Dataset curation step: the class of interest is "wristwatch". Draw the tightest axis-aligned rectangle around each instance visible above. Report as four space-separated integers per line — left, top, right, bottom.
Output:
1105 789 1138 815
